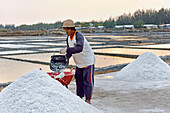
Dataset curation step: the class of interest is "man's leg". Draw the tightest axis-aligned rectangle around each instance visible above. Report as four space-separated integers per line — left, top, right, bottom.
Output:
83 65 94 103
75 67 84 98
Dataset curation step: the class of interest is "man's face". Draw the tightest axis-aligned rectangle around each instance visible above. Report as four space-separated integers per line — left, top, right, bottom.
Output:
64 28 73 36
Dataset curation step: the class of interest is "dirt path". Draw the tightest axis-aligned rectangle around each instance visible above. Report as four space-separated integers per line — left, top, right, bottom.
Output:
93 87 170 113
68 79 170 113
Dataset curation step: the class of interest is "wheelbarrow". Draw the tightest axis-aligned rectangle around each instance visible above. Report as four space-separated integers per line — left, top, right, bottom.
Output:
47 68 73 88
47 55 74 88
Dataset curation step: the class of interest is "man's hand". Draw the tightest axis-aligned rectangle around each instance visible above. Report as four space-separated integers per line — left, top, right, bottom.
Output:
59 48 67 54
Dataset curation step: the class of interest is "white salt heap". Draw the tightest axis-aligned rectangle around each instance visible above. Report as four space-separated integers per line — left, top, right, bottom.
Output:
0 70 103 113
115 52 170 82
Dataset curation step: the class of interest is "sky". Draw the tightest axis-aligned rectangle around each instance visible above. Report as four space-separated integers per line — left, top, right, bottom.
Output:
0 0 170 26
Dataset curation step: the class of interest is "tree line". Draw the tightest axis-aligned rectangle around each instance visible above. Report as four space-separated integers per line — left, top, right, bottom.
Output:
0 8 170 30
116 8 170 28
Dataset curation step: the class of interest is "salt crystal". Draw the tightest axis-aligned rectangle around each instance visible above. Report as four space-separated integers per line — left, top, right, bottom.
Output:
0 70 103 113
115 52 170 82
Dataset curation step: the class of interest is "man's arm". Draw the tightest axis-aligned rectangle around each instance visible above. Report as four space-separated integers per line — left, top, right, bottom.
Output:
67 33 84 55
66 36 72 59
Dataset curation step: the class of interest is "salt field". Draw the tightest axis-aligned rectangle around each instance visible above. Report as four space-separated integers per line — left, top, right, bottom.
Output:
0 33 170 113
0 70 103 113
0 33 170 83
93 48 170 56
128 44 170 49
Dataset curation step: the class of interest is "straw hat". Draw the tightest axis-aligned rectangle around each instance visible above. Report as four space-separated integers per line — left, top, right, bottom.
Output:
62 19 75 28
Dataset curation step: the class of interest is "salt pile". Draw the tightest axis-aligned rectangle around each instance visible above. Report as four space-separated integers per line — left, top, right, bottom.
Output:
115 52 170 82
0 70 103 113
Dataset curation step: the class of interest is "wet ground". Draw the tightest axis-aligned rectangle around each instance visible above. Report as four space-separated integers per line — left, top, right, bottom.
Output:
0 33 170 83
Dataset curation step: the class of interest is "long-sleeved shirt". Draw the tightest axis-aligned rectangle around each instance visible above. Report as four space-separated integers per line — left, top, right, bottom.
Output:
66 31 95 68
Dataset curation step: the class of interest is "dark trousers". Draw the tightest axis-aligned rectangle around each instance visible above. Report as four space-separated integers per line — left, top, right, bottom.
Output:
75 65 94 100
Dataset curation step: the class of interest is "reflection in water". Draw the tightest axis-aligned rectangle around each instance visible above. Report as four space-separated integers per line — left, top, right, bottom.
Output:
29 43 66 46
112 38 148 41
85 35 138 38
0 50 35 55
7 53 134 68
1 35 170 83
128 44 170 49
7 53 57 63
129 43 155 45
0 44 40 48
0 54 134 82
0 59 51 83
94 48 170 56
94 55 134 67
95 76 114 79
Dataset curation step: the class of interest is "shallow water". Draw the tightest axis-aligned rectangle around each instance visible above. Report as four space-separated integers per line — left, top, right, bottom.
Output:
93 48 170 56
0 50 35 55
0 34 170 83
29 42 66 46
128 44 170 49
6 53 134 67
0 58 50 83
0 53 134 82
0 44 41 48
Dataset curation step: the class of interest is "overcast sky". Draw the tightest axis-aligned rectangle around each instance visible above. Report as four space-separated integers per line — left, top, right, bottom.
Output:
0 0 170 26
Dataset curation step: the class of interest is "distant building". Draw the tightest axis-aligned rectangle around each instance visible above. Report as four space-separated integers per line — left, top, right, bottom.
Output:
97 26 104 29
124 25 134 29
159 24 170 29
115 25 124 29
165 24 170 29
143 24 158 29
115 25 134 29
89 23 93 27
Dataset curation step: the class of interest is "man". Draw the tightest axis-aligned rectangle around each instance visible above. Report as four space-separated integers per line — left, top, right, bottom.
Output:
60 19 95 104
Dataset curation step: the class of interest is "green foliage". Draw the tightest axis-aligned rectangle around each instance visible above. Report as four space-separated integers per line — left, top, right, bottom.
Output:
81 22 90 28
116 13 132 25
17 21 62 30
0 24 4 28
103 17 115 28
116 8 170 25
133 20 145 28
75 22 81 25
4 25 15 29
91 20 103 27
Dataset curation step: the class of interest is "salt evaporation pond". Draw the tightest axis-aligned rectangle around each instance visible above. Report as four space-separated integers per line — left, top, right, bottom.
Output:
0 70 103 113
93 48 170 56
128 44 170 49
6 53 134 68
0 44 41 48
0 50 35 55
115 52 170 82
